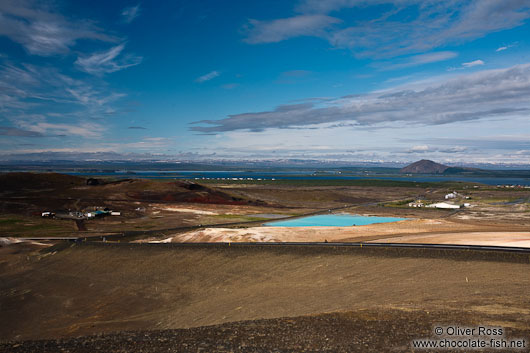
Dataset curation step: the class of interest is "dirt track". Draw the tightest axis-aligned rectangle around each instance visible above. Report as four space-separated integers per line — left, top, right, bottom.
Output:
1 242 529 344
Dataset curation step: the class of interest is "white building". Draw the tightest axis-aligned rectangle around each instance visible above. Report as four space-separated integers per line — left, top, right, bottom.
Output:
426 202 460 209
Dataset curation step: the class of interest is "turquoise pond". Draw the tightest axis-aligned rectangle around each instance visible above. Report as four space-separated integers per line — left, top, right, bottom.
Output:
264 214 407 227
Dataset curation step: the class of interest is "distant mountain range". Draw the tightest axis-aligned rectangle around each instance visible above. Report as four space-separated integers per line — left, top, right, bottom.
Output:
0 152 529 170
0 155 528 177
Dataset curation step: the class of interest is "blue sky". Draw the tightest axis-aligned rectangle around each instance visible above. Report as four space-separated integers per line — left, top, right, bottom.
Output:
1 0 530 164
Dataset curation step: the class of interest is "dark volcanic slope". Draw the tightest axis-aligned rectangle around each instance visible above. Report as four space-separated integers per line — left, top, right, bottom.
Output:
0 172 85 193
0 172 261 216
1 243 529 343
400 159 449 174
2 309 528 353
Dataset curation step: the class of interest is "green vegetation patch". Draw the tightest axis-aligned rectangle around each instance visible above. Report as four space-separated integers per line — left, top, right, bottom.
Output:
0 218 23 225
0 215 69 237
383 199 415 208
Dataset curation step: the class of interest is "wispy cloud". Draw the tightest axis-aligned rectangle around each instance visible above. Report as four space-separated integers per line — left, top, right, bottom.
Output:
0 0 139 148
243 15 341 44
496 43 516 52
0 0 117 56
222 83 239 89
377 51 458 70
128 126 147 129
195 70 220 83
19 122 106 138
244 1 530 59
75 43 142 75
0 126 43 137
122 4 141 23
191 63 530 133
0 63 117 109
0 62 126 143
462 59 485 68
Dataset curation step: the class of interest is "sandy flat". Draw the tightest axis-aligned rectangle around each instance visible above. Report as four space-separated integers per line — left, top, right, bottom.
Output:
165 219 465 243
370 232 530 247
166 218 530 247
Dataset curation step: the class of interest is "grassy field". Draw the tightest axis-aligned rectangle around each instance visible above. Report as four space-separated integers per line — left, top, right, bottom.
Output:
0 216 71 237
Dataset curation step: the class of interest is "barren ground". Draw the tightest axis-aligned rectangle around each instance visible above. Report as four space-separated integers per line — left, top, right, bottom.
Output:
1 174 529 351
145 217 530 247
2 174 529 244
1 243 529 345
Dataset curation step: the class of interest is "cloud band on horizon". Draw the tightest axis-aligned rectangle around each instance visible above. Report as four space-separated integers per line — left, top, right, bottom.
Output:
191 63 530 133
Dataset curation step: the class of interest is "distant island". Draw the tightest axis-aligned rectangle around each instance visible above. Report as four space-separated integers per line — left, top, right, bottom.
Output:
400 160 449 174
400 159 530 178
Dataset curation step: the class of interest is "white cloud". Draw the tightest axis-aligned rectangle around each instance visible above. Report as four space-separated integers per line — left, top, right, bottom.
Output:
122 4 141 23
462 59 485 68
496 46 508 52
410 145 430 152
75 43 142 75
195 70 220 83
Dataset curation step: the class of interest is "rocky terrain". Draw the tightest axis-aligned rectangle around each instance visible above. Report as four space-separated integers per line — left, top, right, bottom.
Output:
2 309 528 352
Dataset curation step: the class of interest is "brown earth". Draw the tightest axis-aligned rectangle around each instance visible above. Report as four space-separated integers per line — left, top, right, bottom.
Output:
1 242 529 345
1 173 529 351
